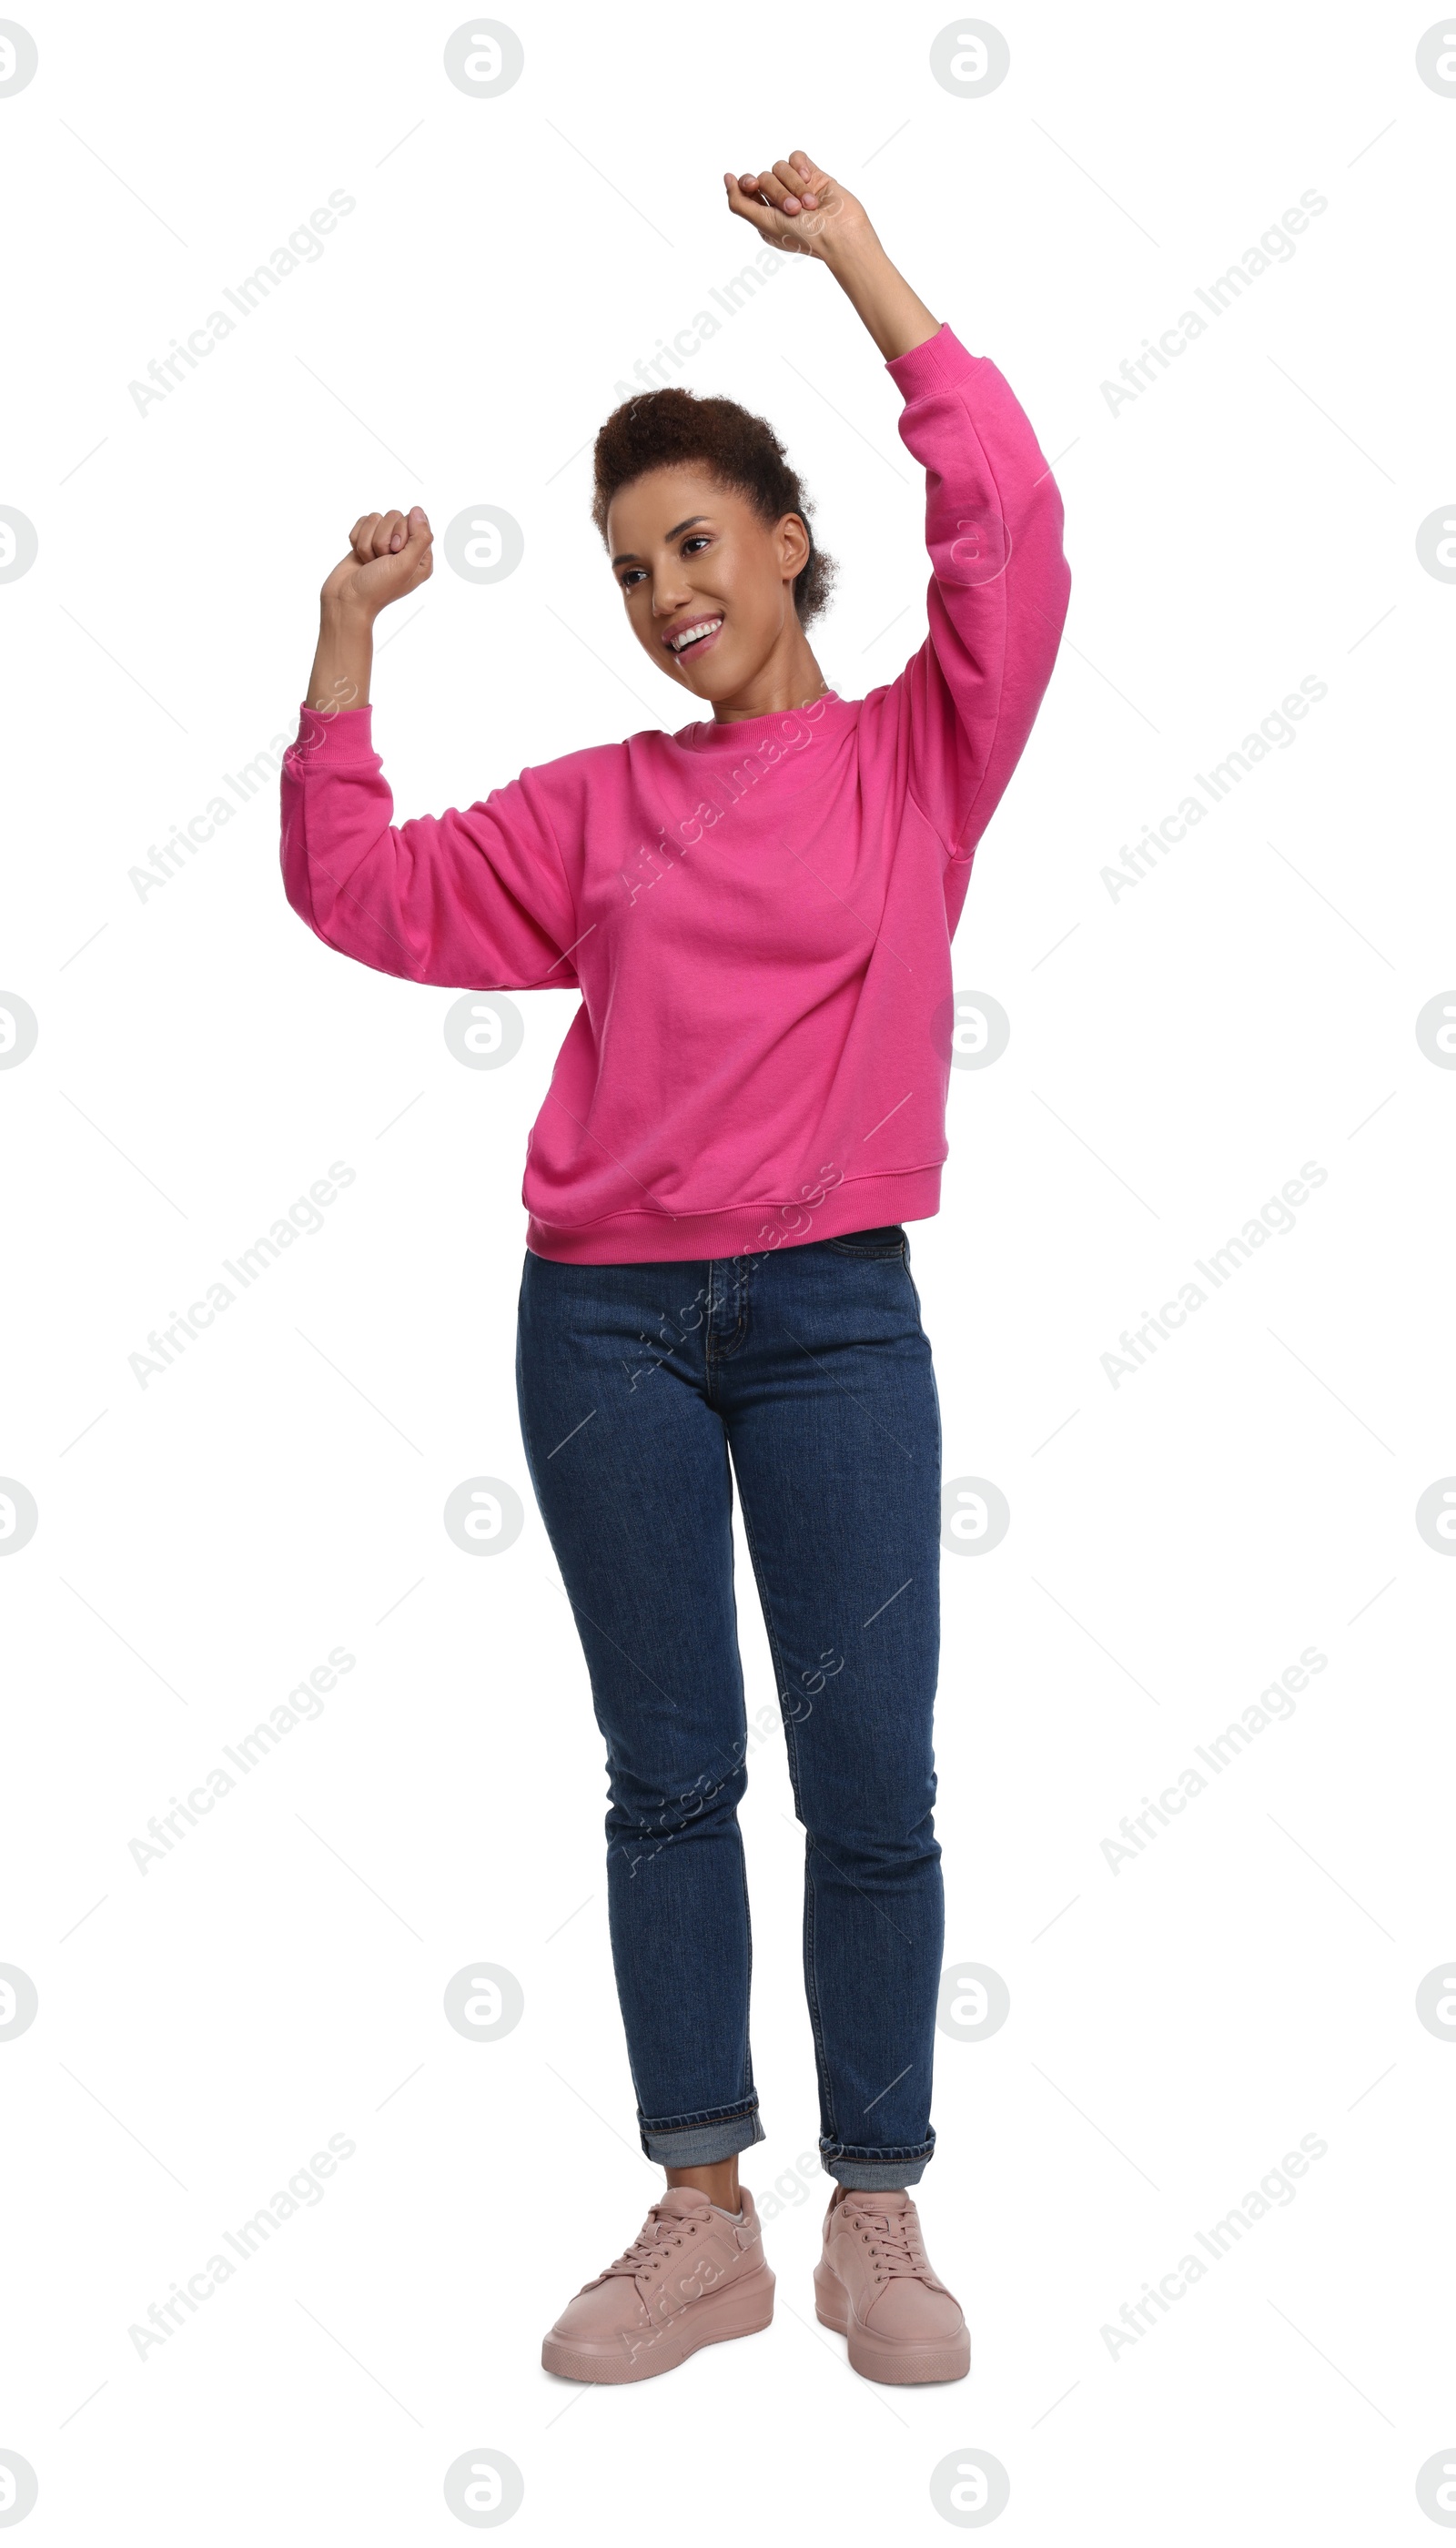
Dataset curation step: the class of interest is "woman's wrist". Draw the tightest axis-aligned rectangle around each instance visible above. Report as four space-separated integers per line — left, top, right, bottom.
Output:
306 600 375 715
822 232 940 362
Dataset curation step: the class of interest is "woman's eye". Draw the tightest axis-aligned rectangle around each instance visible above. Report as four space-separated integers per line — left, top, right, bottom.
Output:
619 536 710 591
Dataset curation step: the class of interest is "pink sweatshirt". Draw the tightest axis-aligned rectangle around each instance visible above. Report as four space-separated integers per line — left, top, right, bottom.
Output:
279 323 1070 1263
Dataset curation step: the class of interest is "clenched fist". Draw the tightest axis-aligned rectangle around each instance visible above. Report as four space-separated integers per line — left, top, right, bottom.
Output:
305 507 433 714
322 506 434 621
720 150 937 363
723 150 875 265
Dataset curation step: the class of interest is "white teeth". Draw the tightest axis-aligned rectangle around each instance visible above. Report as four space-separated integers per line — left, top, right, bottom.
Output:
668 617 723 653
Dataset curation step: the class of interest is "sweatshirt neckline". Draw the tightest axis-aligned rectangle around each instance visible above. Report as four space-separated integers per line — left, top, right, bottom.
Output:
674 689 847 750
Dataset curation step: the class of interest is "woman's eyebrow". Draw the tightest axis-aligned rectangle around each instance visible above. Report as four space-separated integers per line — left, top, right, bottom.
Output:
611 515 710 568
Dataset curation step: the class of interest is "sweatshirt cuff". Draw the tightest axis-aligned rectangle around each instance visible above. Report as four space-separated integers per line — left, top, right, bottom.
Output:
287 701 379 770
885 320 980 399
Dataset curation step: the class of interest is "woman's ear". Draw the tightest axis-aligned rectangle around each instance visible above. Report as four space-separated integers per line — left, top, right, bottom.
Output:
778 511 813 579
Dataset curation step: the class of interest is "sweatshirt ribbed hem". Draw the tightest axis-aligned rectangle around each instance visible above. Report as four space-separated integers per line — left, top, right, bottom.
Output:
524 1164 943 1265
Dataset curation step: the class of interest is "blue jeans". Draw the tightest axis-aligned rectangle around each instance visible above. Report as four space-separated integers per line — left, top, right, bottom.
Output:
515 1226 945 2189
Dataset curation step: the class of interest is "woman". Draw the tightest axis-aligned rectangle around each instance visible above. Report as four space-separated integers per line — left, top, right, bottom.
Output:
281 149 1069 2387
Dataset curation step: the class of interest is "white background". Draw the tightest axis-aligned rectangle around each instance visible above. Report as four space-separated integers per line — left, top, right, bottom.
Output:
3 0 1454 2537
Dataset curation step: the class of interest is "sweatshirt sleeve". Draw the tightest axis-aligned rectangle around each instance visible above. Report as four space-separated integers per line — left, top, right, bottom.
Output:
871 322 1071 865
278 704 581 991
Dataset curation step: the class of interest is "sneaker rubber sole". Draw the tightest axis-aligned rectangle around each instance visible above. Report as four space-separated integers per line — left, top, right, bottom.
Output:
542 2260 775 2384
814 2259 971 2384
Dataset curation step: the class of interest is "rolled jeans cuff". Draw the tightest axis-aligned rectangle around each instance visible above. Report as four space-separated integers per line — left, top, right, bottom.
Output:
821 2135 934 2190
640 2106 765 2167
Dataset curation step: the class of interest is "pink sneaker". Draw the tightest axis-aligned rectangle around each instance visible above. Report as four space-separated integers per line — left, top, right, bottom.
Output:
541 2185 774 2383
814 2186 970 2383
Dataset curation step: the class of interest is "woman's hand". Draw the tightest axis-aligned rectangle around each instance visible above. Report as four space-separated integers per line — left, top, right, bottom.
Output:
723 152 876 265
321 506 434 621
726 149 940 362
304 508 432 719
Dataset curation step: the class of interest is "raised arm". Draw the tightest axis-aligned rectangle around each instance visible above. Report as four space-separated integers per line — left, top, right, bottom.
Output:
304 501 432 718
873 323 1071 867
725 150 941 360
725 152 1071 870
282 503 581 990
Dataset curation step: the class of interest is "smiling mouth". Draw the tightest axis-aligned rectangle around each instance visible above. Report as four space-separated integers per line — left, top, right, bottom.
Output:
665 615 724 658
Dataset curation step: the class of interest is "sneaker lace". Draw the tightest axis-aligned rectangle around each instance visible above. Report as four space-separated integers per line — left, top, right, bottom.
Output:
843 2199 929 2282
599 2206 704 2282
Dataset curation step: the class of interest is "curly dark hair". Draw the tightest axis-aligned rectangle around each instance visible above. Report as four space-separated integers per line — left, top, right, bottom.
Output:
591 382 838 630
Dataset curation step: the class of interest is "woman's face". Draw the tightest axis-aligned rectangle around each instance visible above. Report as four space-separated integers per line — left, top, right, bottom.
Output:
607 465 811 702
